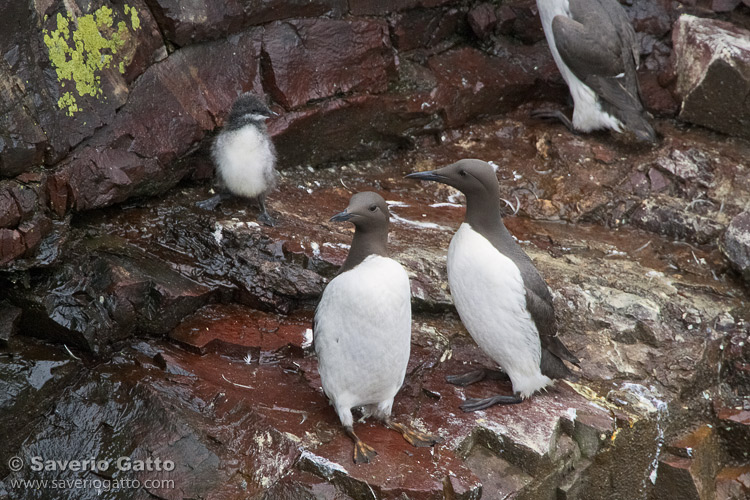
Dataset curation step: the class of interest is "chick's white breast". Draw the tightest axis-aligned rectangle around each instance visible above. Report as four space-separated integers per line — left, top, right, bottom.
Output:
212 125 275 198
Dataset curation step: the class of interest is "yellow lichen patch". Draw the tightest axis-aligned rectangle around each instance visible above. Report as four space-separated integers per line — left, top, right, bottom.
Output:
42 5 141 116
124 4 141 30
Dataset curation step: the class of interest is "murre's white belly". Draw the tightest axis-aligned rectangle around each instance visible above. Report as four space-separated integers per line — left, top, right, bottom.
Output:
536 0 624 133
448 223 552 398
212 125 276 198
314 255 412 422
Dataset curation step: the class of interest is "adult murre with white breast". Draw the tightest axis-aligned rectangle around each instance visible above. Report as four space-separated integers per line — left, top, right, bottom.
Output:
407 159 580 411
314 191 442 463
533 0 656 142
197 92 279 225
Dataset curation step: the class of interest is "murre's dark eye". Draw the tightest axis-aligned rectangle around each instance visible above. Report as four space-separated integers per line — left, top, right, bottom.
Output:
459 170 467 177
369 205 377 212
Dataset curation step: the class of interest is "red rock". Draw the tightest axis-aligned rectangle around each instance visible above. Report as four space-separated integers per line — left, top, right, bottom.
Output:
0 228 25 265
46 169 72 217
467 3 498 40
17 215 52 255
499 0 546 44
262 19 393 110
349 0 454 16
427 46 540 127
270 95 439 168
711 0 741 12
390 8 465 51
0 187 22 228
716 465 750 499
673 15 750 139
648 167 671 192
627 0 673 38
169 303 311 356
652 454 701 500
0 107 47 178
146 0 346 47
638 70 679 116
54 147 164 211
625 171 650 197
496 5 518 34
719 211 750 283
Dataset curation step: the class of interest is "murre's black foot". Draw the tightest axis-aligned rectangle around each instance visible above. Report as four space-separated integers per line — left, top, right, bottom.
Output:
256 195 276 226
530 109 577 134
196 194 224 211
345 427 377 464
386 420 443 448
460 395 523 412
257 211 276 227
446 368 509 387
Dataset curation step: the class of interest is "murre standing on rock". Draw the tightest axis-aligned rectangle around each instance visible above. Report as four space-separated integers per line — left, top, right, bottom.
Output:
314 192 442 463
532 0 656 142
407 159 580 412
197 92 279 225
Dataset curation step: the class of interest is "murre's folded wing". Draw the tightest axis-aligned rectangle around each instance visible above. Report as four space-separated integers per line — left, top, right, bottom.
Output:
552 0 655 140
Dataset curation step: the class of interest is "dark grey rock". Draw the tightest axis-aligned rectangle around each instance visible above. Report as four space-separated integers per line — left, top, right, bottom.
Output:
720 211 750 282
673 15 750 139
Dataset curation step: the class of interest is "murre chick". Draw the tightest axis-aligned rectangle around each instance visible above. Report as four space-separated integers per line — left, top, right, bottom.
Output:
197 92 279 225
533 0 656 142
407 159 580 412
314 192 442 463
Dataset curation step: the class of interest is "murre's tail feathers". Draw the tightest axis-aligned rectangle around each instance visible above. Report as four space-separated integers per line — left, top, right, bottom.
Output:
541 348 579 382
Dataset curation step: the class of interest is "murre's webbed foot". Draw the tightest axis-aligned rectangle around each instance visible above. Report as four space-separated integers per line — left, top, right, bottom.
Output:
196 194 226 211
257 211 276 227
530 109 577 134
353 440 378 464
345 427 377 464
445 368 509 386
256 195 276 226
386 420 443 448
460 394 523 412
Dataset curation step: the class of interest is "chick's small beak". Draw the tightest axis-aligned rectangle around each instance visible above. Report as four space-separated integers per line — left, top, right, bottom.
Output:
405 170 447 183
330 211 352 222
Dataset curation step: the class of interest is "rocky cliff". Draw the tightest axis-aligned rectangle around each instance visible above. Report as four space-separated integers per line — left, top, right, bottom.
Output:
1 1 750 499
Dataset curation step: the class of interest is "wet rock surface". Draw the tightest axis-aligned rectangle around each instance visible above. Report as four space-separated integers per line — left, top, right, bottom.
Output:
1 110 749 499
2 0 750 498
2 0 750 268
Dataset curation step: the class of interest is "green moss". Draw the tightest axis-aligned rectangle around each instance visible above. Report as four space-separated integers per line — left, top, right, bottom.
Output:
43 5 141 116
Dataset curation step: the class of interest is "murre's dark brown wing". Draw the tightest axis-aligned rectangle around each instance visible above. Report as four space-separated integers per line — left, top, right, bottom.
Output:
551 0 655 141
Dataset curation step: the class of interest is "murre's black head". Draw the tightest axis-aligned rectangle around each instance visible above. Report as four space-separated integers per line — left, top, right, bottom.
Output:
407 159 509 241
331 191 390 232
330 192 390 273
225 92 276 130
405 159 500 199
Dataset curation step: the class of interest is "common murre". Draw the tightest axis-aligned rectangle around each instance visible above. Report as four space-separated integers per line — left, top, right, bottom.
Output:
407 159 580 411
314 191 442 462
533 0 656 142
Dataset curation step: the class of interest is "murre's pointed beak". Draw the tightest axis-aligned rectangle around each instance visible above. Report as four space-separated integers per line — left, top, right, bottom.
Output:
405 170 447 183
330 210 352 222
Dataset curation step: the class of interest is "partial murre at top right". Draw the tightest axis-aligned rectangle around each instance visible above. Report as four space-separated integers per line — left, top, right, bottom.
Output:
533 0 657 142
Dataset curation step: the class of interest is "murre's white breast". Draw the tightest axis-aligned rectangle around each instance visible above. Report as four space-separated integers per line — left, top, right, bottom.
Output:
447 223 552 398
536 0 624 133
212 124 276 198
314 255 412 414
